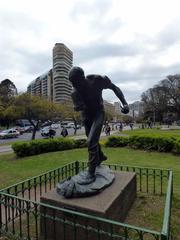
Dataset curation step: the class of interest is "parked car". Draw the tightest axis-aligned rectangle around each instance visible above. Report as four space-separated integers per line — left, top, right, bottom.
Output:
66 122 75 128
61 121 72 128
62 122 81 129
0 129 20 139
176 120 180 126
14 126 25 135
76 124 81 129
24 125 34 132
51 123 60 129
41 121 52 128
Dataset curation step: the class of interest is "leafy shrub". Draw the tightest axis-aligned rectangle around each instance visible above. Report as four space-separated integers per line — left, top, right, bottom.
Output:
12 137 82 157
105 136 129 147
104 135 179 154
73 138 87 148
172 140 180 155
129 135 175 152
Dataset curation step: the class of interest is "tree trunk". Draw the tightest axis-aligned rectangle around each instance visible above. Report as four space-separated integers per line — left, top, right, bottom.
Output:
30 120 39 140
31 128 36 140
73 118 77 135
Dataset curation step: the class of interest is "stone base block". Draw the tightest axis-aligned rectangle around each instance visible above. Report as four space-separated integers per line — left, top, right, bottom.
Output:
40 171 136 240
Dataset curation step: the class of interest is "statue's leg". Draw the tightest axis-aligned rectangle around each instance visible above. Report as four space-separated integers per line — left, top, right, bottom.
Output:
87 111 105 176
77 111 105 185
97 144 107 166
83 115 107 166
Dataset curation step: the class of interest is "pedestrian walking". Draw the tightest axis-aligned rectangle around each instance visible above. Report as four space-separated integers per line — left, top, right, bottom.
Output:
61 127 68 137
105 124 111 136
119 122 123 132
129 123 133 130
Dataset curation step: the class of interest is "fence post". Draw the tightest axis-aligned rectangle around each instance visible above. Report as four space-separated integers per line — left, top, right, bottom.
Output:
161 233 167 240
0 194 2 237
75 161 79 175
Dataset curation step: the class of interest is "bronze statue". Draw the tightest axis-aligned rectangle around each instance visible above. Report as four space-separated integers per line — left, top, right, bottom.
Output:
69 66 129 185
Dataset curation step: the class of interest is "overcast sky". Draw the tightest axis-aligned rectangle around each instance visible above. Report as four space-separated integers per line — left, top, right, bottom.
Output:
0 0 180 103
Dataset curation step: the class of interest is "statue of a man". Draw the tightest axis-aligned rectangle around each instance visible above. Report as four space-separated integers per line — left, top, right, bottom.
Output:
69 67 129 184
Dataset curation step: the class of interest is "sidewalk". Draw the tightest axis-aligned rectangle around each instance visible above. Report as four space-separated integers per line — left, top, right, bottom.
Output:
71 130 119 140
0 145 13 154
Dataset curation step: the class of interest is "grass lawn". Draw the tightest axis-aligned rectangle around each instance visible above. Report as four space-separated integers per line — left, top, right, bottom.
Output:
123 128 180 140
0 147 179 238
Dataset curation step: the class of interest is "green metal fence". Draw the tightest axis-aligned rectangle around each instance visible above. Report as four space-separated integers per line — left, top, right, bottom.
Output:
0 161 173 240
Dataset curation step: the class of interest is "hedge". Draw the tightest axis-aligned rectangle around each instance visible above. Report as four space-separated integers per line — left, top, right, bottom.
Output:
12 138 87 157
105 135 180 154
12 135 179 157
104 136 129 147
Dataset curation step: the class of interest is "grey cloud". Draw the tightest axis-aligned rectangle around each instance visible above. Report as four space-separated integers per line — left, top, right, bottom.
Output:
71 0 112 21
0 9 48 77
73 42 141 63
103 88 142 103
0 46 51 77
154 20 180 50
71 0 124 39
72 36 180 103
110 62 180 84
0 10 45 34
14 49 52 75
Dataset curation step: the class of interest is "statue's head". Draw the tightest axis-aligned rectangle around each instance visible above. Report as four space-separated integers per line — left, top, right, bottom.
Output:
69 66 85 88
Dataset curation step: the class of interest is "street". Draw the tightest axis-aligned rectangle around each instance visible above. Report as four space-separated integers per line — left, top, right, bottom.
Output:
0 125 133 154
0 127 86 145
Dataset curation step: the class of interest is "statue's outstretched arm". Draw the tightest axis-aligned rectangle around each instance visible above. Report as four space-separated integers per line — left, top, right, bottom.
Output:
109 83 129 114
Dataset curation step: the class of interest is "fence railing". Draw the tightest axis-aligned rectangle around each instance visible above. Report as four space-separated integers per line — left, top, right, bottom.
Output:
0 161 173 240
161 171 173 240
80 161 170 195
0 161 78 201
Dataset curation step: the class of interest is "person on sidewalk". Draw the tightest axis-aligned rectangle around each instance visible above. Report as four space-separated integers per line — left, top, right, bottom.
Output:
105 124 111 136
61 127 68 137
49 126 56 138
69 66 129 184
119 122 123 132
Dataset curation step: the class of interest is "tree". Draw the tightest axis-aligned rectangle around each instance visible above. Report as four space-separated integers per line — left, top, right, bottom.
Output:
14 93 61 139
0 79 18 128
141 86 168 122
0 79 17 106
62 101 81 135
160 75 180 119
141 74 180 123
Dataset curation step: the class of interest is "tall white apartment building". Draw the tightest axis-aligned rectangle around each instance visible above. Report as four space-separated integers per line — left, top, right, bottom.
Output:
27 43 73 103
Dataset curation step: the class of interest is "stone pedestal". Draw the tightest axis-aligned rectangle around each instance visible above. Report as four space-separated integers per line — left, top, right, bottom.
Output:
40 171 136 240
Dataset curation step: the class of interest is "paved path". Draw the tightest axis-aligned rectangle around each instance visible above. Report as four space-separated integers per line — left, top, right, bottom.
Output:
0 145 13 154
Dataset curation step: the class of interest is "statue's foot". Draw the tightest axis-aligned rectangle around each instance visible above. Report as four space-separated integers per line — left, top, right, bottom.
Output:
77 171 96 185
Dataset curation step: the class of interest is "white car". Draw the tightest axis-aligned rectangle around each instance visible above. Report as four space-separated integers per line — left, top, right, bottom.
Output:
66 122 75 128
40 126 56 137
0 129 20 139
51 123 60 129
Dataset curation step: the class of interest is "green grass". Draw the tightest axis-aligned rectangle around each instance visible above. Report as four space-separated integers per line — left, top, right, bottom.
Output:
0 148 178 189
0 147 179 238
123 128 180 140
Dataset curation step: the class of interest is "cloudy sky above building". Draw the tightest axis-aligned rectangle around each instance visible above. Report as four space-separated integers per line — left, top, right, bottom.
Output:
0 0 180 103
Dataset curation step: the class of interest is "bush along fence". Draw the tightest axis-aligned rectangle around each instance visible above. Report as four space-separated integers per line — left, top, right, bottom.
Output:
105 135 180 154
12 135 179 158
12 138 87 157
0 161 173 240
